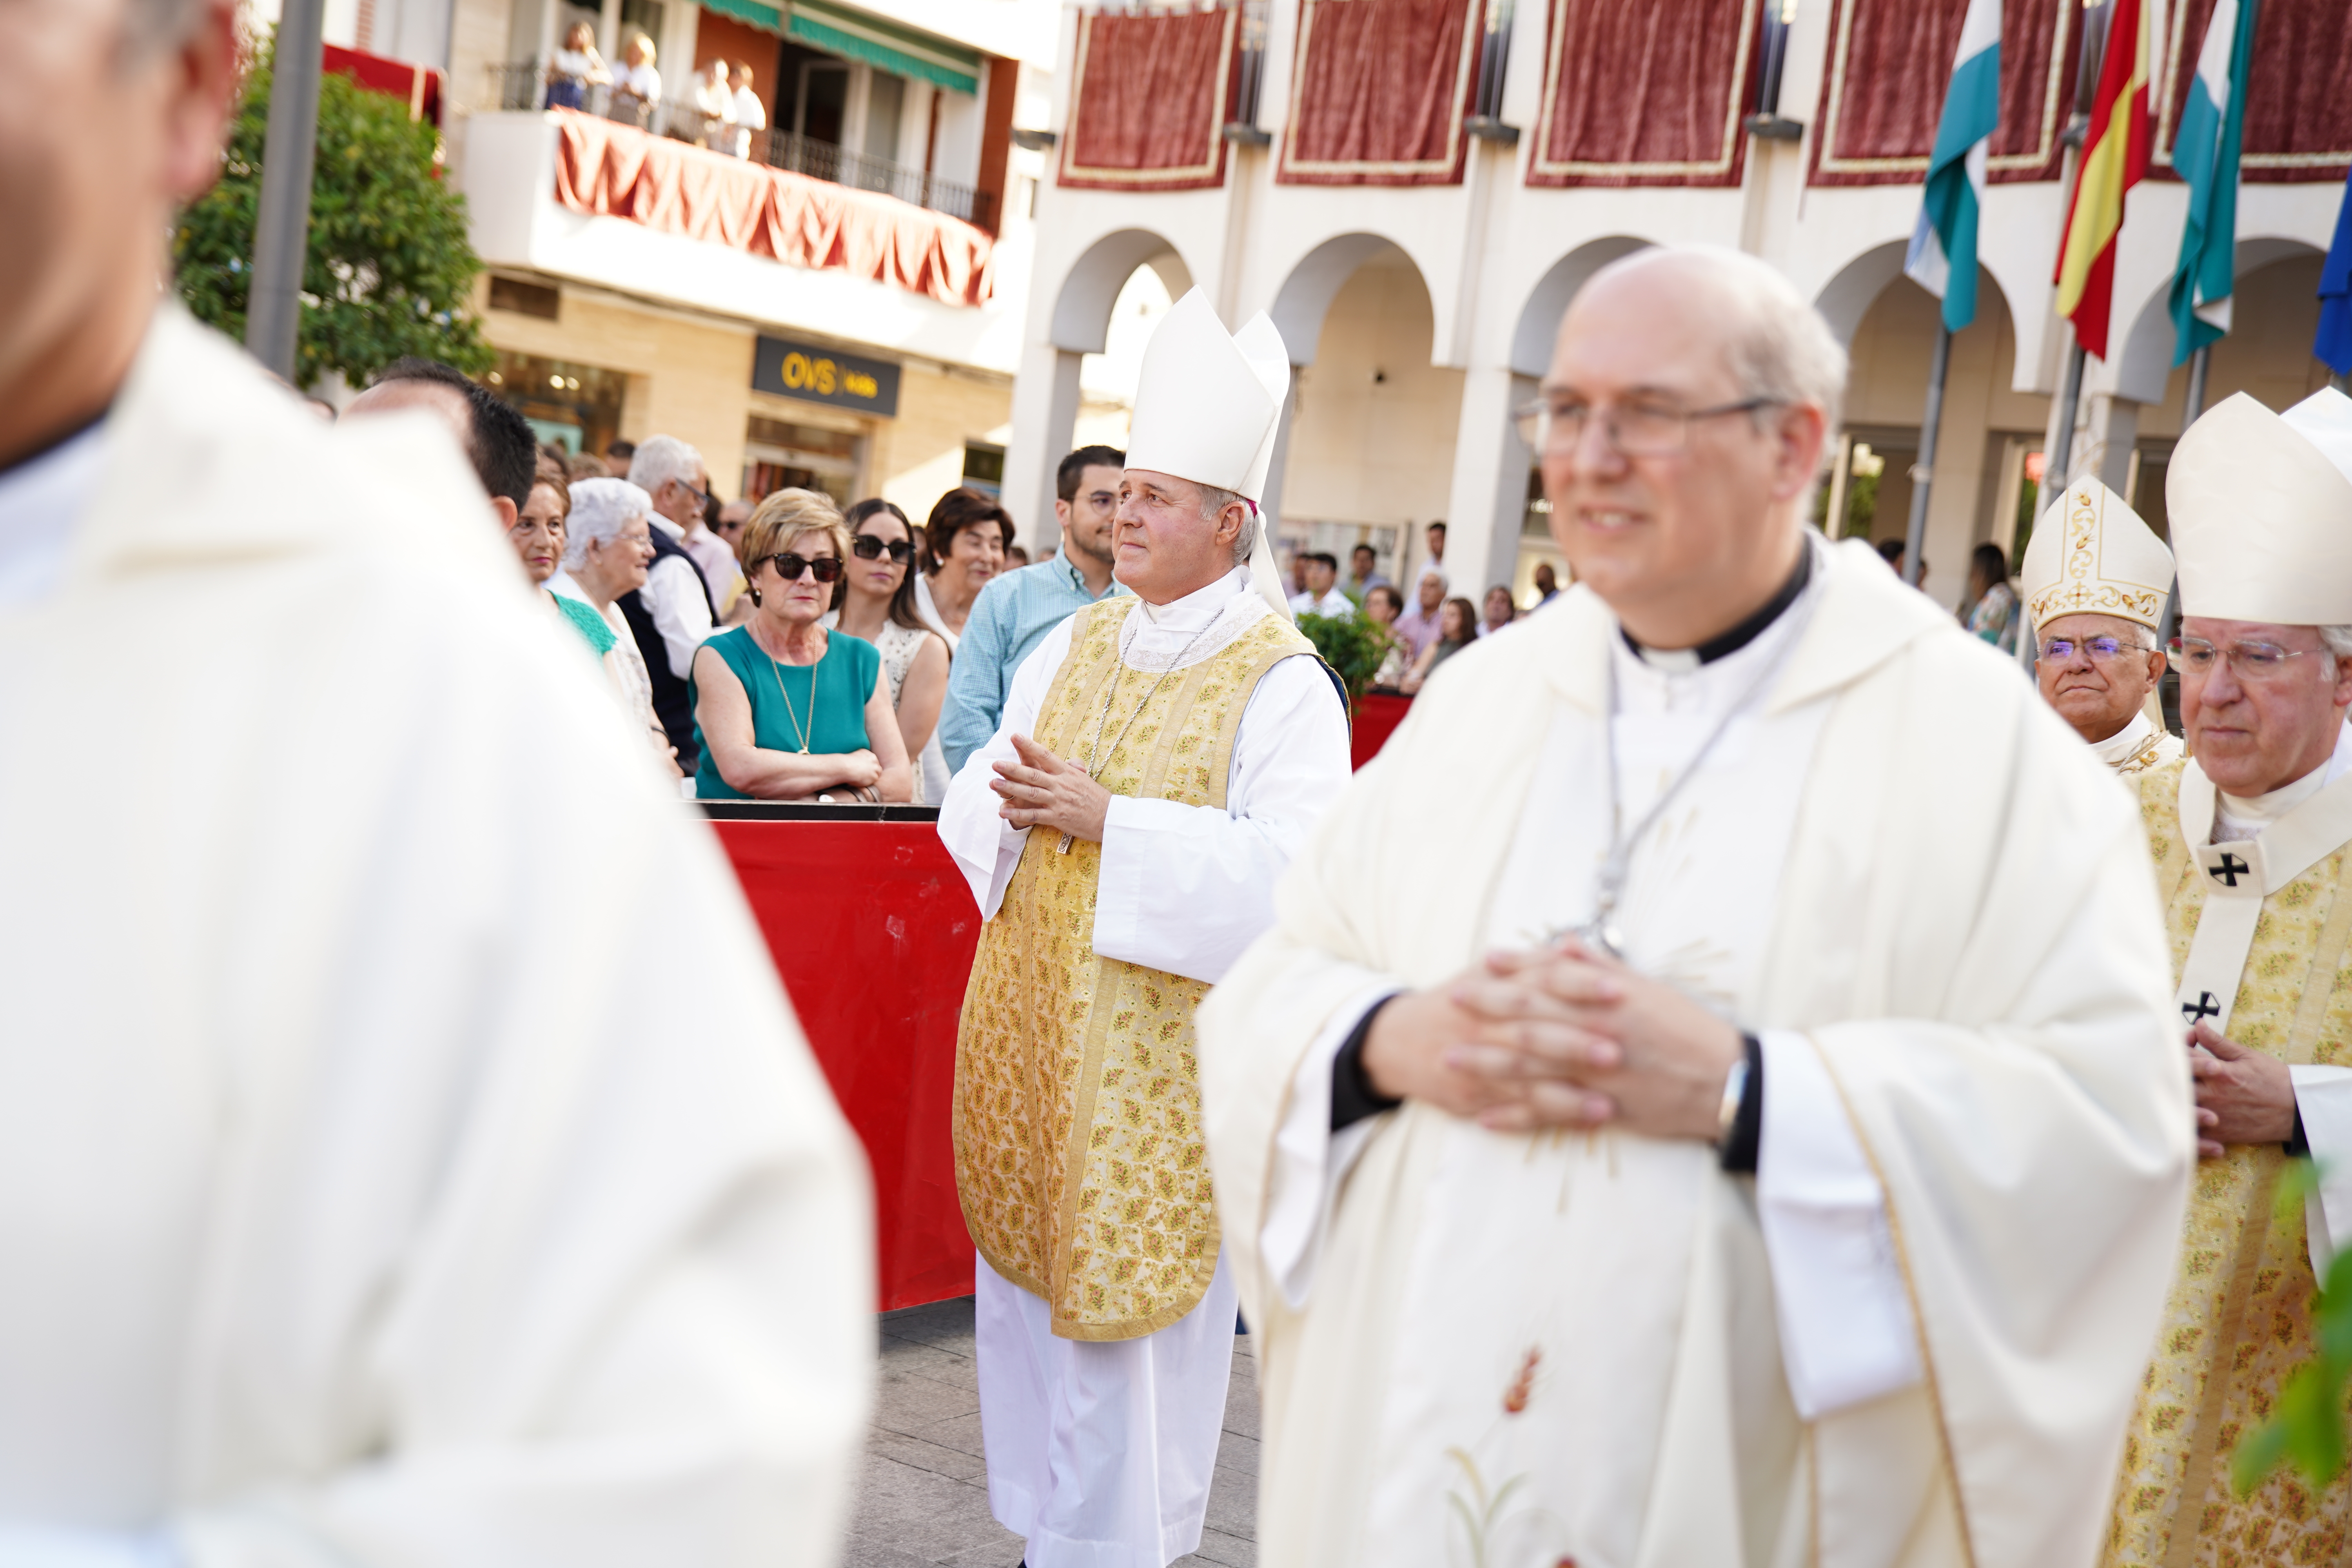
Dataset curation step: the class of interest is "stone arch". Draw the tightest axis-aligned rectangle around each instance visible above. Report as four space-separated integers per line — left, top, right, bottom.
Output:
2109 236 2325 404
1047 228 1197 354
1811 239 1914 348
1507 236 1654 376
1267 233 1426 367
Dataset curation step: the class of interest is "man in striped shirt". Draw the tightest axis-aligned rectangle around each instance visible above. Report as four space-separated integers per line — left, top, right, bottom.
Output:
940 445 1128 773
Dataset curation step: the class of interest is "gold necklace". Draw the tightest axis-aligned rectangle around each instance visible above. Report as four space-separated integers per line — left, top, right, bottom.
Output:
762 627 818 754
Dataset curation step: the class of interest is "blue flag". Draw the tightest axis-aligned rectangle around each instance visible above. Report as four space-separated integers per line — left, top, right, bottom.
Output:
2318 164 2352 376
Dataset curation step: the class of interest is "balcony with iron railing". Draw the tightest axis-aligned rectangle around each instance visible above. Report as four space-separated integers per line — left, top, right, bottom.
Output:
486 62 994 232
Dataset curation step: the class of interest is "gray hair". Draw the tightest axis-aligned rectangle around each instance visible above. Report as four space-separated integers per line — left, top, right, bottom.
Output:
2323 626 2352 659
1195 482 1254 566
563 478 652 571
626 435 703 499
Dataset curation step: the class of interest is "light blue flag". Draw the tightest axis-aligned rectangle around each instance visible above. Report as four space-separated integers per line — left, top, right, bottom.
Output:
2170 0 2258 365
1905 0 2002 333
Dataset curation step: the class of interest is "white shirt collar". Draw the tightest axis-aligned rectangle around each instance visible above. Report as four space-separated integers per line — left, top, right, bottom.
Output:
0 419 107 608
648 512 685 542
1121 566 1268 671
2215 719 2352 840
2089 710 2156 766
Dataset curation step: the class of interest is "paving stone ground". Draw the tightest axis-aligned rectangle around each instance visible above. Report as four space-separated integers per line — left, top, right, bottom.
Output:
846 1297 1258 1568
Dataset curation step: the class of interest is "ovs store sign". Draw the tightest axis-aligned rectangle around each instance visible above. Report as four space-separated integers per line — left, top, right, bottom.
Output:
753 336 901 417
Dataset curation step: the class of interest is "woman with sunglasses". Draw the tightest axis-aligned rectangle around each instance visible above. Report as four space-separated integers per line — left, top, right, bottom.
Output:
828 498 952 804
691 489 913 803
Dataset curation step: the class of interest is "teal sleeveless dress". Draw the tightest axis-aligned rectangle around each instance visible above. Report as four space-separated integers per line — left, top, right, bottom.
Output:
691 625 882 800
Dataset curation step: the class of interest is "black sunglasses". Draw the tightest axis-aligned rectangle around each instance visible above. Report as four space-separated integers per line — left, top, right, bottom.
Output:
760 551 844 584
853 533 915 563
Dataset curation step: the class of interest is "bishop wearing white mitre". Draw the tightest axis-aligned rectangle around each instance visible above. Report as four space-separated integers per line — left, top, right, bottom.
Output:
1198 246 2192 1568
0 5 871 1563
2102 389 2352 1567
2019 476 2183 776
938 289 1352 1568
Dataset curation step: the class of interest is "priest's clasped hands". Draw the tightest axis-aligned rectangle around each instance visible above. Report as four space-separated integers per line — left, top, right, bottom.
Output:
991 735 1112 844
2185 1020 2296 1159
1360 936 1746 1140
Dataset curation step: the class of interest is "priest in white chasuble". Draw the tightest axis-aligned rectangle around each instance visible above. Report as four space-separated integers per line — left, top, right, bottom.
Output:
938 289 1351 1568
1198 245 2194 1568
0 5 873 1566
2020 477 2183 776
2102 388 2352 1568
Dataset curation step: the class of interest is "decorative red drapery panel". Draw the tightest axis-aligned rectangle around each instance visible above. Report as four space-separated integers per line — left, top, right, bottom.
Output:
1057 7 1239 192
549 111 993 308
1276 0 1483 187
1526 0 1760 189
2154 0 2352 183
1809 0 2080 186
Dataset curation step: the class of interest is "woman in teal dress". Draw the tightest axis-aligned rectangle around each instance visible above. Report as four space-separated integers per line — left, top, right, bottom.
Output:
690 490 914 802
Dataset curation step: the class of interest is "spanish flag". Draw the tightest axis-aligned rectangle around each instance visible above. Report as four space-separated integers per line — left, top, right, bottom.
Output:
2053 0 2156 360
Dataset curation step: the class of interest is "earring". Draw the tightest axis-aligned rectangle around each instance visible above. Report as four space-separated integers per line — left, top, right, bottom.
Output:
748 586 761 606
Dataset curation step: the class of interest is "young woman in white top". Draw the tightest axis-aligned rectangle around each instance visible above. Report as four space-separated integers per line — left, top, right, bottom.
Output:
544 21 610 110
612 34 661 126
828 498 952 805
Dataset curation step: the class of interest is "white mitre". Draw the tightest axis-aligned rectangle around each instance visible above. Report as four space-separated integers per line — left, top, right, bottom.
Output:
1124 288 1294 616
2020 476 2173 632
2169 389 2352 622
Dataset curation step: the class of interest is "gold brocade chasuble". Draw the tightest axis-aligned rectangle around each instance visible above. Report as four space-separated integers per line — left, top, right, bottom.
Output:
953 598 1315 1341
2105 760 2352 1568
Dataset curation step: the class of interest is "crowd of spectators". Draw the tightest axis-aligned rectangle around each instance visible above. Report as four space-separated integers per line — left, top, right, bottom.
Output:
544 29 767 158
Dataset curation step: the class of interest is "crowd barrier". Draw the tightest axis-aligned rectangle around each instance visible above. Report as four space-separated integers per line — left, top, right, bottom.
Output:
708 693 1413 1310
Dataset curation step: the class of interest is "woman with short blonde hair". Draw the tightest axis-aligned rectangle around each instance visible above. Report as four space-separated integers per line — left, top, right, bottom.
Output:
691 489 912 802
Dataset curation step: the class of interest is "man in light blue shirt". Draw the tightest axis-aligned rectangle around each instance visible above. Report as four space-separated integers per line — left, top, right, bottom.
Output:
939 445 1127 773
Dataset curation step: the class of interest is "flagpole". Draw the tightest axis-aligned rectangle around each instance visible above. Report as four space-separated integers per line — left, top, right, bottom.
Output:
1903 327 1951 590
2184 344 2212 428
2050 338 2088 485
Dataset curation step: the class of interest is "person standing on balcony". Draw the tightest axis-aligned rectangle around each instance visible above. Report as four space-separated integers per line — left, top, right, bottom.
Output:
939 290 1350 1568
938 445 1128 774
544 20 609 110
622 435 719 779
691 58 733 150
730 60 765 158
612 33 659 127
915 487 1013 650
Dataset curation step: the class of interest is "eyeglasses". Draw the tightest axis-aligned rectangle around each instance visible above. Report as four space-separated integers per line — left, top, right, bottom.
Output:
759 552 844 584
715 519 744 535
1513 396 1777 457
852 534 915 564
2039 635 2155 663
2171 636 2333 678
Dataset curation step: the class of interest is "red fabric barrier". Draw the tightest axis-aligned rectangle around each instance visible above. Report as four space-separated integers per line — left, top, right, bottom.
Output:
1276 0 1482 187
1809 0 2081 188
323 42 442 125
551 110 994 307
1526 0 1759 188
1058 7 1238 192
2154 0 2351 183
1352 692 1412 770
714 819 979 1310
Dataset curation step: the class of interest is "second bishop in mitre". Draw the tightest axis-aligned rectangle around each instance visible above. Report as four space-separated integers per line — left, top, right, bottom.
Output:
2103 388 2352 1565
2020 475 2183 775
938 290 1352 1568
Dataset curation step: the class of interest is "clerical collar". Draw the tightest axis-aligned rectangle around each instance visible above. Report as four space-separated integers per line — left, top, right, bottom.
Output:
1619 542 1815 675
0 414 109 608
2214 719 2352 842
1139 565 1249 630
2091 710 2155 766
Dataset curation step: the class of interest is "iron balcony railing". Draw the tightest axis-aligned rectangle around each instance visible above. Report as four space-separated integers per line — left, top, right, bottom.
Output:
488 62 994 230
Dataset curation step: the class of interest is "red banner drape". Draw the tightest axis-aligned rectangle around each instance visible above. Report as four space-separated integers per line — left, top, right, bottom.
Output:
1808 0 2080 187
1525 0 1760 189
2154 0 2352 183
1275 0 1482 187
1058 6 1239 192
550 110 994 307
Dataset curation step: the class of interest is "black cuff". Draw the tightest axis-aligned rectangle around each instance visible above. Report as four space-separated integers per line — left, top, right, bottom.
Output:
2287 1105 2311 1158
1330 995 1405 1132
1717 1033 1766 1174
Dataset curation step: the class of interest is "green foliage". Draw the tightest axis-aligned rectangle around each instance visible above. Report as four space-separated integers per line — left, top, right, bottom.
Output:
2234 1160 2352 1495
174 35 492 387
1296 611 1397 703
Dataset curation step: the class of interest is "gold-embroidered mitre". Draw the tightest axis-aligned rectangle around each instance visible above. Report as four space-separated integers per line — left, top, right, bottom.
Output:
2020 476 2172 633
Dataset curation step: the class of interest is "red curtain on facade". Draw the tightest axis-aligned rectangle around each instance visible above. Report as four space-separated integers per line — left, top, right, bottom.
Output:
2155 0 2352 183
550 111 993 308
1275 0 1482 187
1808 0 2079 187
1057 7 1239 193
323 42 442 125
1525 0 1759 189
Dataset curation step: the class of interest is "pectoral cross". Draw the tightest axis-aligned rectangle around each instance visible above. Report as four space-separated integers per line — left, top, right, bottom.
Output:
2209 852 2251 887
2182 991 2223 1024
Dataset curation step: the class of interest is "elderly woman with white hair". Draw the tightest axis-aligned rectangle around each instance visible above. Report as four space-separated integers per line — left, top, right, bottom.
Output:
555 477 679 776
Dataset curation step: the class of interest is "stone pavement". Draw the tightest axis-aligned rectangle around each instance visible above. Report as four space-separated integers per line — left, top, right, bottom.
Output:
846 1297 1258 1567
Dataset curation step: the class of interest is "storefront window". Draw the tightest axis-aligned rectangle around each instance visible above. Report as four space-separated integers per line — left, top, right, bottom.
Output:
961 443 1005 497
486 351 627 459
744 415 862 508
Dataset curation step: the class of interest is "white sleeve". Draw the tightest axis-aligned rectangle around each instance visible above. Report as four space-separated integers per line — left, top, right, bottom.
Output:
1756 1029 1925 1419
0 1529 171 1568
646 556 715 680
2292 1064 2352 1276
1261 986 1396 1308
936 618 1074 918
1091 655 1351 985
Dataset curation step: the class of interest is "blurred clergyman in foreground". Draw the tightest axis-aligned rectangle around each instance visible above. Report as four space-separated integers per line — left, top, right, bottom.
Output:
0 4 872 1565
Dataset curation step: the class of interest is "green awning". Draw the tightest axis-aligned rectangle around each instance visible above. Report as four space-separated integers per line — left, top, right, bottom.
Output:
703 0 785 34
788 0 981 94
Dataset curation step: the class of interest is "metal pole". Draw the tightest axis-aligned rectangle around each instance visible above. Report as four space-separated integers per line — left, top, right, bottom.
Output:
1903 325 1951 590
2051 339 2088 486
2184 343 2211 430
245 0 328 384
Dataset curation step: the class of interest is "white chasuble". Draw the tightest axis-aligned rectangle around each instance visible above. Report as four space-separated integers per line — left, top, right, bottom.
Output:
1200 538 2192 1568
